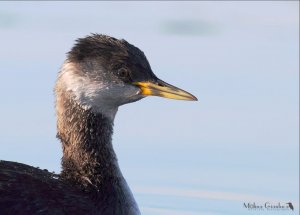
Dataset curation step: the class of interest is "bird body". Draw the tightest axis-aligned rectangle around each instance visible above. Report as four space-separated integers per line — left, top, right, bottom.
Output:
0 160 98 214
0 34 197 214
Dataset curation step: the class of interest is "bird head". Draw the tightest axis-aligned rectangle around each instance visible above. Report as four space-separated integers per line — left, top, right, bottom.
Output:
56 34 197 118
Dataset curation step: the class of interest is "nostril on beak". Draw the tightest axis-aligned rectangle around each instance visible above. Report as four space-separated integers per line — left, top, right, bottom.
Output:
157 82 164 87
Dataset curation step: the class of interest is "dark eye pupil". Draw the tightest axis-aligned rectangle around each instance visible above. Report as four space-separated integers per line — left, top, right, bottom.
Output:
118 69 128 77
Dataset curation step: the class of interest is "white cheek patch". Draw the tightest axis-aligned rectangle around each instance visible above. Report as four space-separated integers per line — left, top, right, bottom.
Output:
58 62 141 120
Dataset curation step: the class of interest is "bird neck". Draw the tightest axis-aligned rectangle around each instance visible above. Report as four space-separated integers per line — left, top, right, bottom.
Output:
55 91 140 214
56 91 122 191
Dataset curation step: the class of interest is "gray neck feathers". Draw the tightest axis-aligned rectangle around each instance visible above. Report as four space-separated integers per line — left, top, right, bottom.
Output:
55 90 140 214
56 91 118 189
58 93 120 189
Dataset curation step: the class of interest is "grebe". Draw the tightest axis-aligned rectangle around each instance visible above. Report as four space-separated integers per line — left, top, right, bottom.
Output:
0 34 197 214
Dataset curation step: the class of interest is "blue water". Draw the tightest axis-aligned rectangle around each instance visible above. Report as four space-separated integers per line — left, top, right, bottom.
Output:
0 2 299 214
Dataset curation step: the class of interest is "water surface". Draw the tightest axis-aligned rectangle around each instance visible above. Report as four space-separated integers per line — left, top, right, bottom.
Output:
0 2 298 214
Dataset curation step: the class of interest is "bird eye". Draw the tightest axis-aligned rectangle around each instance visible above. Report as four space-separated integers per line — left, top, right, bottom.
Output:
117 68 130 78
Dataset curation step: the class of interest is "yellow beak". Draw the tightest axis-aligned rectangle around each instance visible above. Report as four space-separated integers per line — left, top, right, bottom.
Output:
133 79 197 101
